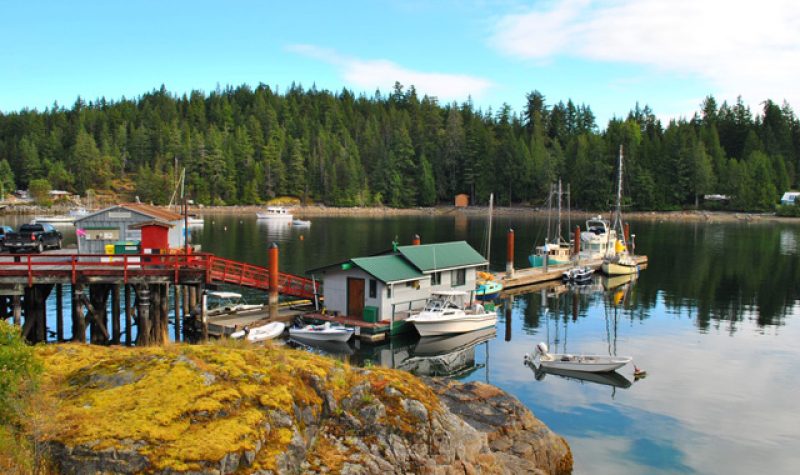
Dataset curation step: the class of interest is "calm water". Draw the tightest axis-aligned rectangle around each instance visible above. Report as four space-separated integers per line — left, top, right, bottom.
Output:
30 212 800 474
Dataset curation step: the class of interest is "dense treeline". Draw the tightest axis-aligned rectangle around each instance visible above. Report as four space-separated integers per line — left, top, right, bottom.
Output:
0 83 798 211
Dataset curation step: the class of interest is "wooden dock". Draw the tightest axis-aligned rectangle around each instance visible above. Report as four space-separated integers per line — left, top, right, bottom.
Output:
499 255 648 289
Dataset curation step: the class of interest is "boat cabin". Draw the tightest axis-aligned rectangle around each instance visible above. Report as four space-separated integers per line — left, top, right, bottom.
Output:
308 241 487 331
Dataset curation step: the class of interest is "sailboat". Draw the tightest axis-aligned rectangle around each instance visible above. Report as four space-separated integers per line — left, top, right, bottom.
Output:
601 146 639 276
529 180 572 267
476 193 503 300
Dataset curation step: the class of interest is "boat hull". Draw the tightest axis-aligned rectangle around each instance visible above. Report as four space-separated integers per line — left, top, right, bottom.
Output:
528 255 570 268
475 281 503 301
537 355 632 373
231 322 285 342
288 328 354 342
601 261 638 276
408 314 497 337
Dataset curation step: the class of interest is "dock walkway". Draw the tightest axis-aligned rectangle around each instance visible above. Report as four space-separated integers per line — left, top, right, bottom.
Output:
499 255 648 289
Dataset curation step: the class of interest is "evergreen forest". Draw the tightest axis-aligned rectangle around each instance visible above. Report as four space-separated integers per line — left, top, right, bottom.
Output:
0 83 798 211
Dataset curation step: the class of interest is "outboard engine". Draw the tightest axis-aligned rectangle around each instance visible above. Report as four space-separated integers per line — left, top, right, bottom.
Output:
536 342 549 356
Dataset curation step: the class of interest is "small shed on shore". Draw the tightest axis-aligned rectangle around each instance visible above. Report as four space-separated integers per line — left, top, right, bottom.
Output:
74 203 185 254
454 194 469 207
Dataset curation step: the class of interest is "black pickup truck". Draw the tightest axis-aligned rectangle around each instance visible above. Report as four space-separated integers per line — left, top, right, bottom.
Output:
3 223 63 253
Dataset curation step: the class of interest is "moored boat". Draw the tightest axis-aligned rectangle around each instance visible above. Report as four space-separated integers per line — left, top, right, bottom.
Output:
291 218 311 226
525 342 632 373
406 290 497 337
256 207 293 220
562 266 594 283
289 321 355 342
529 180 572 268
206 291 265 318
475 271 502 300
231 321 286 342
601 145 639 276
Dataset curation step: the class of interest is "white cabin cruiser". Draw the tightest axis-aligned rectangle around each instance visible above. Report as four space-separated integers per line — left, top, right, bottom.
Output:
206 291 265 318
525 342 632 373
406 290 497 337
256 207 293 220
579 216 616 261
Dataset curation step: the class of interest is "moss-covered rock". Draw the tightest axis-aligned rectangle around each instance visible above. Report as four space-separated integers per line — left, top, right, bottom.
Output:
35 342 571 474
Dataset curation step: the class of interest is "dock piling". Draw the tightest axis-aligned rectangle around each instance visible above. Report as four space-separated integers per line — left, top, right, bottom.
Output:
506 229 515 276
112 285 120 344
269 243 279 320
56 284 63 342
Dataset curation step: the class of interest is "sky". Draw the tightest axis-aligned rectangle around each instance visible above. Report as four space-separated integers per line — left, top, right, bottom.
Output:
2 0 799 127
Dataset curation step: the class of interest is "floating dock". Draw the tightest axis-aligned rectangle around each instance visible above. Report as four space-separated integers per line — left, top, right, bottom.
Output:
499 255 648 290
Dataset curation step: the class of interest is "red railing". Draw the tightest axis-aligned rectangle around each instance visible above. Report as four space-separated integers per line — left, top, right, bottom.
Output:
0 253 317 299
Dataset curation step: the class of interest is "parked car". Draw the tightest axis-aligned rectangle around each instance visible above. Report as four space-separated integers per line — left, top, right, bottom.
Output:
0 225 13 251
3 223 63 253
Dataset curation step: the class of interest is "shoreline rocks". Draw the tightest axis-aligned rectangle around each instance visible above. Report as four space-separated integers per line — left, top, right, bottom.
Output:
36 344 571 474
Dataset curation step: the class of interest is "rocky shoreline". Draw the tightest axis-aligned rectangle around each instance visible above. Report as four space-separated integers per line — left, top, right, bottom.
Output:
36 343 572 474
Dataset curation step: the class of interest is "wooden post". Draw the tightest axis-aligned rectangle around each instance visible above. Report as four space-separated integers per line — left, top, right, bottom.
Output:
200 288 208 342
112 284 121 344
124 284 133 346
160 284 169 344
88 285 110 345
56 284 64 342
150 285 162 344
182 285 189 318
574 225 581 257
173 284 181 342
506 229 515 276
624 223 630 246
72 284 85 343
13 295 21 328
269 243 279 320
136 286 151 346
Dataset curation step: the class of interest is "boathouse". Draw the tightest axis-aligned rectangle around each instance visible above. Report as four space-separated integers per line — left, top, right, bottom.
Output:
308 241 487 325
74 203 185 254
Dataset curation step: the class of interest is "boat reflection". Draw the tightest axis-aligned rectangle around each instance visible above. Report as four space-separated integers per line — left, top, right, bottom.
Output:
397 327 495 377
528 364 632 389
288 337 355 356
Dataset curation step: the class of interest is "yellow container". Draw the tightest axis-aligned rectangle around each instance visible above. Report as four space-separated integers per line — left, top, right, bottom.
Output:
615 239 626 253
105 244 115 255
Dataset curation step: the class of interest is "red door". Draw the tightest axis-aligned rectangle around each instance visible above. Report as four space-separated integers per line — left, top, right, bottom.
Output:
347 278 365 319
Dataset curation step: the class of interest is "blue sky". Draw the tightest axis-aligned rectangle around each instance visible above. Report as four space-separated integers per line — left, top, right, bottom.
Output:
2 0 798 126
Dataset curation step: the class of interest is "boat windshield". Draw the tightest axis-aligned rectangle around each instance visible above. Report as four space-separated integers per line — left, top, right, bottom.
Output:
424 297 460 312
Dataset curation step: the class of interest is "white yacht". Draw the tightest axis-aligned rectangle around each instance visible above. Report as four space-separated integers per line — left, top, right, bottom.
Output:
406 291 496 337
256 207 293 220
578 216 617 261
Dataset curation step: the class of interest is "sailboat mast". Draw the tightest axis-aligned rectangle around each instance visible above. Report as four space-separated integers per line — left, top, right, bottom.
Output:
557 179 562 243
614 145 624 243
486 193 494 265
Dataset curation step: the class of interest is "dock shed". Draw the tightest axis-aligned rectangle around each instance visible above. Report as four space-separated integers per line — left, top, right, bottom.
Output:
308 241 487 328
74 203 185 254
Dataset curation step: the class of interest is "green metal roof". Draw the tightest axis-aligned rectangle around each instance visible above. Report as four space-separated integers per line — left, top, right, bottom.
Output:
397 241 487 272
350 255 424 283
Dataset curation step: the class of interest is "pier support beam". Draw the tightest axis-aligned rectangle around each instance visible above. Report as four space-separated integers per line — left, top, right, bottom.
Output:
124 284 133 346
56 284 63 342
13 295 21 328
88 285 110 345
160 284 169 344
173 285 181 342
72 284 85 342
136 285 151 346
269 243 279 321
22 285 53 344
112 285 121 344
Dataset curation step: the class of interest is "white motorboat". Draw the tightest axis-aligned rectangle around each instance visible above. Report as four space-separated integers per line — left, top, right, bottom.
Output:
562 266 594 283
256 207 293 220
289 321 355 342
291 218 311 226
187 214 204 225
206 291 265 318
406 290 497 337
578 216 616 261
231 321 285 342
525 342 632 373
33 208 89 225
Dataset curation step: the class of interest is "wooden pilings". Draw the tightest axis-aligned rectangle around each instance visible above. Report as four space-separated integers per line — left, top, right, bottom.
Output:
506 229 515 276
269 243 279 320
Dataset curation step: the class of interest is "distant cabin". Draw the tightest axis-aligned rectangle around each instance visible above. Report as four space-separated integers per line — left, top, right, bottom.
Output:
308 241 487 329
781 192 800 205
454 194 469 207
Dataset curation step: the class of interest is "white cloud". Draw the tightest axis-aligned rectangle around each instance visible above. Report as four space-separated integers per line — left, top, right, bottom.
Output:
286 44 492 102
491 0 800 107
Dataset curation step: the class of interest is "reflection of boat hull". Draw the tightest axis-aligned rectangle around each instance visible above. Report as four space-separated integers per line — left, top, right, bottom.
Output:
414 327 496 356
531 364 631 389
602 274 637 290
290 337 355 355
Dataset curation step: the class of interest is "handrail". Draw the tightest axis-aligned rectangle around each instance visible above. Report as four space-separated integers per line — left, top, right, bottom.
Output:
0 252 318 299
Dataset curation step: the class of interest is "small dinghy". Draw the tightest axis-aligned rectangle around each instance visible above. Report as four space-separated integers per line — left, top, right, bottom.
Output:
292 218 311 226
231 321 286 342
562 266 595 283
524 342 632 373
289 321 355 342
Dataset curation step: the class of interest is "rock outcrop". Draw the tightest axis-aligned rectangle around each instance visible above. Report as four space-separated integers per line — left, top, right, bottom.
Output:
35 343 572 474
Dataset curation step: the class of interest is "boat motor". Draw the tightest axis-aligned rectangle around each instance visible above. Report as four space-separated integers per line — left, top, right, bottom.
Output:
536 342 549 356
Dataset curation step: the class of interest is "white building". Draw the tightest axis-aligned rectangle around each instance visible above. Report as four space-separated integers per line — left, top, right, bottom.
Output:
780 191 800 205
73 203 186 254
